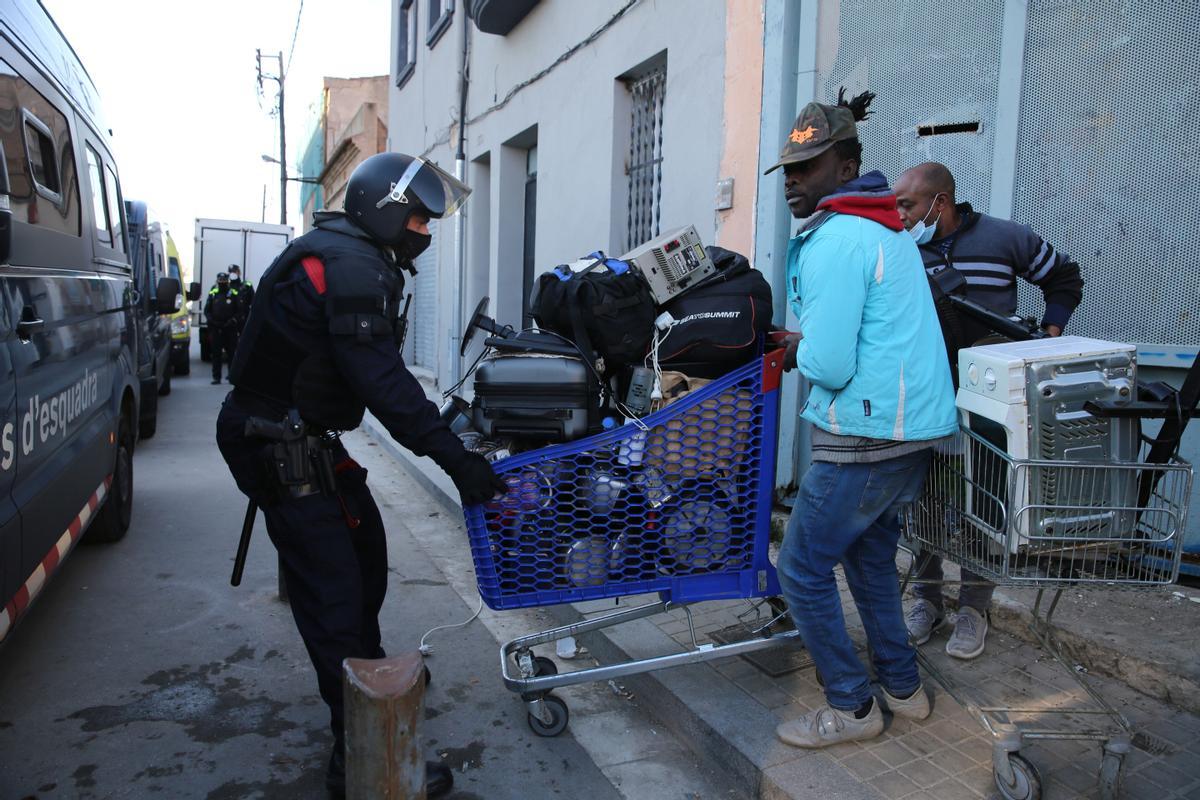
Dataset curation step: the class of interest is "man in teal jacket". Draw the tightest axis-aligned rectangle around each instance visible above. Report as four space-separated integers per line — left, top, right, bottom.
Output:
767 91 958 749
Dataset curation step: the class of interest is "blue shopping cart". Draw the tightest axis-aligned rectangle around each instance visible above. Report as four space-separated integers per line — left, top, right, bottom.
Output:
464 345 803 736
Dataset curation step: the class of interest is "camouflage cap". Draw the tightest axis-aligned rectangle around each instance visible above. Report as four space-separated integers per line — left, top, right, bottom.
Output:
763 101 860 174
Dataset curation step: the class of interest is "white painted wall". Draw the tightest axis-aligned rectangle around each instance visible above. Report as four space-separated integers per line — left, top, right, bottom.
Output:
388 0 733 387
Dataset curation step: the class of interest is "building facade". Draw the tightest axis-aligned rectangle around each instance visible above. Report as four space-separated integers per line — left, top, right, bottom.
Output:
299 75 391 232
387 0 765 389
754 0 1200 544
389 0 1199 550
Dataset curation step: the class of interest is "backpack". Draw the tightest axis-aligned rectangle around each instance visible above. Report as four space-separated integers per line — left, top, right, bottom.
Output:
656 246 773 378
529 253 657 373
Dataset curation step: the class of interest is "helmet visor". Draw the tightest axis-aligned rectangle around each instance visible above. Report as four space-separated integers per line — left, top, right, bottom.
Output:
374 157 471 218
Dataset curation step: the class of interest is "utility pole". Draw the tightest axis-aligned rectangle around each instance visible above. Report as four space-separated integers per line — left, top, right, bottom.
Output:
256 50 287 226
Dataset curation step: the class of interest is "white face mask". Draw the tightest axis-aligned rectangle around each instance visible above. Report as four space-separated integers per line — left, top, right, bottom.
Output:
908 194 944 245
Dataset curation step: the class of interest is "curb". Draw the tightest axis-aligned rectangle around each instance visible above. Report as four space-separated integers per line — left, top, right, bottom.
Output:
769 508 1200 716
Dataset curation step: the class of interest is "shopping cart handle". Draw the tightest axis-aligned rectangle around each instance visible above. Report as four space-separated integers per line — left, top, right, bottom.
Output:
767 330 799 347
1084 400 1196 419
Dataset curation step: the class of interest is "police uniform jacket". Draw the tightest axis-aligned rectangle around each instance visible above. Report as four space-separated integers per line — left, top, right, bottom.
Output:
229 212 466 472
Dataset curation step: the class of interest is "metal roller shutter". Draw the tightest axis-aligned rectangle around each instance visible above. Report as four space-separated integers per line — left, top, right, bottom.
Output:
411 218 439 370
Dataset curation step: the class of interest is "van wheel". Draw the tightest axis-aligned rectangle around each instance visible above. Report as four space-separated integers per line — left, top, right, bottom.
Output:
158 369 172 396
87 412 134 543
139 393 158 439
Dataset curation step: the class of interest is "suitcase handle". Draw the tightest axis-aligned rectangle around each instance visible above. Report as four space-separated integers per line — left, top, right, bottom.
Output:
483 407 571 420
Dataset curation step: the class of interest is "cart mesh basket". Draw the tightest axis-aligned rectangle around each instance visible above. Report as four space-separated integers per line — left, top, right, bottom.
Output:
465 353 784 610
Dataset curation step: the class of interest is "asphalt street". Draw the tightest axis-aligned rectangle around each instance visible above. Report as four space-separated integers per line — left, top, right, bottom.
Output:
0 346 738 800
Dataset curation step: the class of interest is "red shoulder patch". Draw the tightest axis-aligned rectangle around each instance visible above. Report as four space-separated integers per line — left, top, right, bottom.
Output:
300 256 326 295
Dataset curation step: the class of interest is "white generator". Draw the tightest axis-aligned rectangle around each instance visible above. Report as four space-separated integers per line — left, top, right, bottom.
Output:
955 337 1140 553
618 225 716 304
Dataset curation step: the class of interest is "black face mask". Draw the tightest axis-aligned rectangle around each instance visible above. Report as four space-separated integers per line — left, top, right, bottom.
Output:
397 230 432 262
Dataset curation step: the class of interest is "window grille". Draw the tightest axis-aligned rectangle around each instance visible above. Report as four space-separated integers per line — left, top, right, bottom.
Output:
626 66 666 251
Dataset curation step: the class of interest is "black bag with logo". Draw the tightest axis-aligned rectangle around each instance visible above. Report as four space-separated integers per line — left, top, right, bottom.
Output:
656 246 773 377
529 253 657 373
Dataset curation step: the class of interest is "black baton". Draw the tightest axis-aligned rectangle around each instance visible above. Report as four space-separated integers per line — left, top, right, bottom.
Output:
231 497 258 587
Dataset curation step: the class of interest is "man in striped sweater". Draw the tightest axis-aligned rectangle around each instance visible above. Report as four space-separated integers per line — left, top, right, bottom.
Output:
894 162 1084 659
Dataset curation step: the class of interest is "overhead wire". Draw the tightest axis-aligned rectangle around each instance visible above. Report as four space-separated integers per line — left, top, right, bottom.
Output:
286 0 305 74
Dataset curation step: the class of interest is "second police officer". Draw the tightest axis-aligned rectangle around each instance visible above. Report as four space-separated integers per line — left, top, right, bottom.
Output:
216 152 506 797
204 271 240 384
227 263 254 332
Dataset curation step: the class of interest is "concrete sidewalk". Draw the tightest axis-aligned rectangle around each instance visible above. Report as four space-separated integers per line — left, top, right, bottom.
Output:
364 412 1200 799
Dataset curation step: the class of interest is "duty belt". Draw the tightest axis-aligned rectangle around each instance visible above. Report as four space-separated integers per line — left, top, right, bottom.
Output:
244 409 341 500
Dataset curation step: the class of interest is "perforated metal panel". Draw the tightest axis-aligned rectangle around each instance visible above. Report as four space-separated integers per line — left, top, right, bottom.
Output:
1012 0 1200 347
411 218 439 370
821 0 1005 210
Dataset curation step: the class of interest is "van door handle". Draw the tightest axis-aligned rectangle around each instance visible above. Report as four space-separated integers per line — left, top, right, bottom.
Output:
17 307 44 340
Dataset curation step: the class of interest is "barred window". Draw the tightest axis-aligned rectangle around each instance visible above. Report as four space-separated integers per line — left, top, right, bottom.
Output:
625 65 666 251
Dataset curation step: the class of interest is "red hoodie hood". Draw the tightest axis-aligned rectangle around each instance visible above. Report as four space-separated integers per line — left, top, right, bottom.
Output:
813 171 906 231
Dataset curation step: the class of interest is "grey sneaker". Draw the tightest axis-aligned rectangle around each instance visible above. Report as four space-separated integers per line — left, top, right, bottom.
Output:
905 599 944 646
946 607 988 660
776 701 884 749
881 684 932 720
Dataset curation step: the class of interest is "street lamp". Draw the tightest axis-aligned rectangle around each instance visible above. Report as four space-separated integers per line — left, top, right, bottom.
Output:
261 154 321 184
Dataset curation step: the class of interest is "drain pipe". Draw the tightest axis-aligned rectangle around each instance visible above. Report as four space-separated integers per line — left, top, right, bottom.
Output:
450 15 470 388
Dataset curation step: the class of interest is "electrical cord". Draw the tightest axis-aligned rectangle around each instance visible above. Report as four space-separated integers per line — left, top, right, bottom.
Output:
418 591 484 655
441 346 489 400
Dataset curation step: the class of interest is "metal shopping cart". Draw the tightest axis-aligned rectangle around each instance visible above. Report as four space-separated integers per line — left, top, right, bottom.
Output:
463 347 802 737
901 426 1193 800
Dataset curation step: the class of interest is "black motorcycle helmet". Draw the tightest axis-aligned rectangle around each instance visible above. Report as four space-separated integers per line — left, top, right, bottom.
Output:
344 152 471 252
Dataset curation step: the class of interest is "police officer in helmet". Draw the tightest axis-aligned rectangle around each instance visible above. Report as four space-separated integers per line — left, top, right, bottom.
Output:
205 271 240 384
216 152 504 797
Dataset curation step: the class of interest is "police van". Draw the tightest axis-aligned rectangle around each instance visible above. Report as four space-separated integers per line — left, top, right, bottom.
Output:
125 199 176 436
0 0 179 644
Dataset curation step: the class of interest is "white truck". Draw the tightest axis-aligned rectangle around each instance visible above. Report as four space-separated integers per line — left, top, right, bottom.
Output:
191 218 293 361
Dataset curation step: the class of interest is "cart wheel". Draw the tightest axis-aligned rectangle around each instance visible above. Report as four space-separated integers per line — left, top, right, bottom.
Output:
527 695 569 737
1098 751 1123 800
518 655 559 701
993 752 1042 800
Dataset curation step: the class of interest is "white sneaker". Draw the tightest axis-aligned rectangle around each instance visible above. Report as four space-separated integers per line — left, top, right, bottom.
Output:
776 701 884 749
881 684 932 720
905 599 944 646
946 607 989 660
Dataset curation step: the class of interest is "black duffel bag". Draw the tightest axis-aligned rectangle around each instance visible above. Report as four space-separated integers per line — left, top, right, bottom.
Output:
529 253 657 374
656 246 773 377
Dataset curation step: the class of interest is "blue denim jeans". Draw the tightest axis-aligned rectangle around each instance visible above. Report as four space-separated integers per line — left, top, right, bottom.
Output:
777 449 932 711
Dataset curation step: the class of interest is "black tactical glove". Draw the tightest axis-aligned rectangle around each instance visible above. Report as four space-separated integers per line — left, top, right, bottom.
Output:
448 452 507 506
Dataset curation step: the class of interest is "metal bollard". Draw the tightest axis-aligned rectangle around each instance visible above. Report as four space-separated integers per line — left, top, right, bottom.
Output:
343 654 426 799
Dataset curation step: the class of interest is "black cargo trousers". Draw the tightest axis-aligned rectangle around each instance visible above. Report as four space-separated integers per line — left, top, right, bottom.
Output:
210 322 240 381
215 393 387 751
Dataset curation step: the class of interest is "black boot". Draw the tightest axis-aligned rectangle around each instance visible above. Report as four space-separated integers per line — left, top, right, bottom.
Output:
426 760 453 798
325 747 345 797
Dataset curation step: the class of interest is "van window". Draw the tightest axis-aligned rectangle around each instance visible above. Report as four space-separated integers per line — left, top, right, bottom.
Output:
103 165 125 253
83 145 111 247
23 114 60 195
0 58 81 236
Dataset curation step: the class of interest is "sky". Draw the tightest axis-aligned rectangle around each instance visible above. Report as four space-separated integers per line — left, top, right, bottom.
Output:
42 0 392 278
